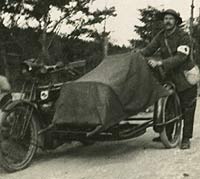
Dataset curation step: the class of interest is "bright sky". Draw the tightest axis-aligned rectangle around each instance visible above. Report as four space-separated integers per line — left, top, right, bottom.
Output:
92 0 200 46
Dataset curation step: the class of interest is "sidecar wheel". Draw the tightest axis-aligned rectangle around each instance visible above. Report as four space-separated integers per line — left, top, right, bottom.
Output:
0 105 39 172
159 94 182 149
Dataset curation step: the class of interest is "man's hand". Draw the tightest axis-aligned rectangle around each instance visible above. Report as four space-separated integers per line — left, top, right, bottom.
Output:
148 59 163 68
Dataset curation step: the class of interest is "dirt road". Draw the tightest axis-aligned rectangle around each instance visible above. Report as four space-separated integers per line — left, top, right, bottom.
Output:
0 99 200 179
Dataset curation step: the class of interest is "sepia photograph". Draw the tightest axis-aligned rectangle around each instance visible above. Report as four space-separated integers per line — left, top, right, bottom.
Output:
0 0 200 178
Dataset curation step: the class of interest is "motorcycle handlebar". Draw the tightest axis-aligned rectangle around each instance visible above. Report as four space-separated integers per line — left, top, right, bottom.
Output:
45 60 86 74
21 59 86 76
44 62 65 71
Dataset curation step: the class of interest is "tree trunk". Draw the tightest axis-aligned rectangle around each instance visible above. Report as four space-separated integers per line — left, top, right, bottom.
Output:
103 36 108 58
41 20 50 64
1 48 10 79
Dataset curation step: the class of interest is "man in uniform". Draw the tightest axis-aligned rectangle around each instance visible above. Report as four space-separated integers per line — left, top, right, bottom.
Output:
140 9 197 149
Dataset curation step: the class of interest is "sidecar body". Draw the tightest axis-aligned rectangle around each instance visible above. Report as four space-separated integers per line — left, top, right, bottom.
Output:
53 52 169 132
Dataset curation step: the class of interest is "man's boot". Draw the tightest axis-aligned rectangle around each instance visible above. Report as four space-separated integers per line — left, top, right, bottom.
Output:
180 138 190 150
152 136 161 142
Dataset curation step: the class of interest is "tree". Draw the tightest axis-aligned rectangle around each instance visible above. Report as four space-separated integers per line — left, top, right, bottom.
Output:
133 6 163 46
193 22 200 66
193 23 200 45
0 0 116 64
129 39 146 49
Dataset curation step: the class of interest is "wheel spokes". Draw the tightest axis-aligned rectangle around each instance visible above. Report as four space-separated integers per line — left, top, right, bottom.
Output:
165 96 181 143
1 108 33 164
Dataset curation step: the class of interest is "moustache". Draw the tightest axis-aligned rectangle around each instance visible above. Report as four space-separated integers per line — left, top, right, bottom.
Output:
164 22 173 26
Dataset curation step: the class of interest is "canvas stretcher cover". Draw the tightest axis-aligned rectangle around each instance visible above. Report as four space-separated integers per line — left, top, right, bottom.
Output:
53 52 169 130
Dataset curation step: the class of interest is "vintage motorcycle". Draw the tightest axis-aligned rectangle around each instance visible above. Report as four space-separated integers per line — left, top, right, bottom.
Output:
0 59 182 172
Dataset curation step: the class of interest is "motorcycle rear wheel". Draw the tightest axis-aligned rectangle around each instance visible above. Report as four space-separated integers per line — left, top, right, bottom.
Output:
0 105 39 172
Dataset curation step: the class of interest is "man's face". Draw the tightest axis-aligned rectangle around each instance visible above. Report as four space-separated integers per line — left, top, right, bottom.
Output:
163 14 177 30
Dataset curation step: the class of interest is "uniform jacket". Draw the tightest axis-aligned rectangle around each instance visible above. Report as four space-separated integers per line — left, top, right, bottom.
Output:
141 27 194 92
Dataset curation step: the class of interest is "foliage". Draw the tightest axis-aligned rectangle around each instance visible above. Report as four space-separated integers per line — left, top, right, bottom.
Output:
129 39 146 49
0 1 130 90
0 0 116 33
193 23 200 44
130 6 163 48
108 43 130 55
0 0 116 64
0 23 129 89
193 22 200 66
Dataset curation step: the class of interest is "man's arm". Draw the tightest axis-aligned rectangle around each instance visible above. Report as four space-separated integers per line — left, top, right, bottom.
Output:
162 33 191 71
140 33 161 57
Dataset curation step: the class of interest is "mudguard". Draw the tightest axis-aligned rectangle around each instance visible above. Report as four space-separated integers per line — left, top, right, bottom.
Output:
153 96 167 133
0 93 12 109
153 82 178 133
2 100 38 112
0 99 44 148
153 91 180 133
0 100 41 131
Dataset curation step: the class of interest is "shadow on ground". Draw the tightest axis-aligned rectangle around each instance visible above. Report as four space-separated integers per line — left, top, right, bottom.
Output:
33 133 164 165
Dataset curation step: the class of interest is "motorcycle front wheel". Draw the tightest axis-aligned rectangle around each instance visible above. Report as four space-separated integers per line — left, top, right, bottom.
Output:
0 105 39 172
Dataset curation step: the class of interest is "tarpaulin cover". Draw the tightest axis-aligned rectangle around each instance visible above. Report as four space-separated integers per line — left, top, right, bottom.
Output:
53 52 169 130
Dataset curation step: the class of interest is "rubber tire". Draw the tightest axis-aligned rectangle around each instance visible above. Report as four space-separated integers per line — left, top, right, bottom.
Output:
0 106 39 172
159 94 182 149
